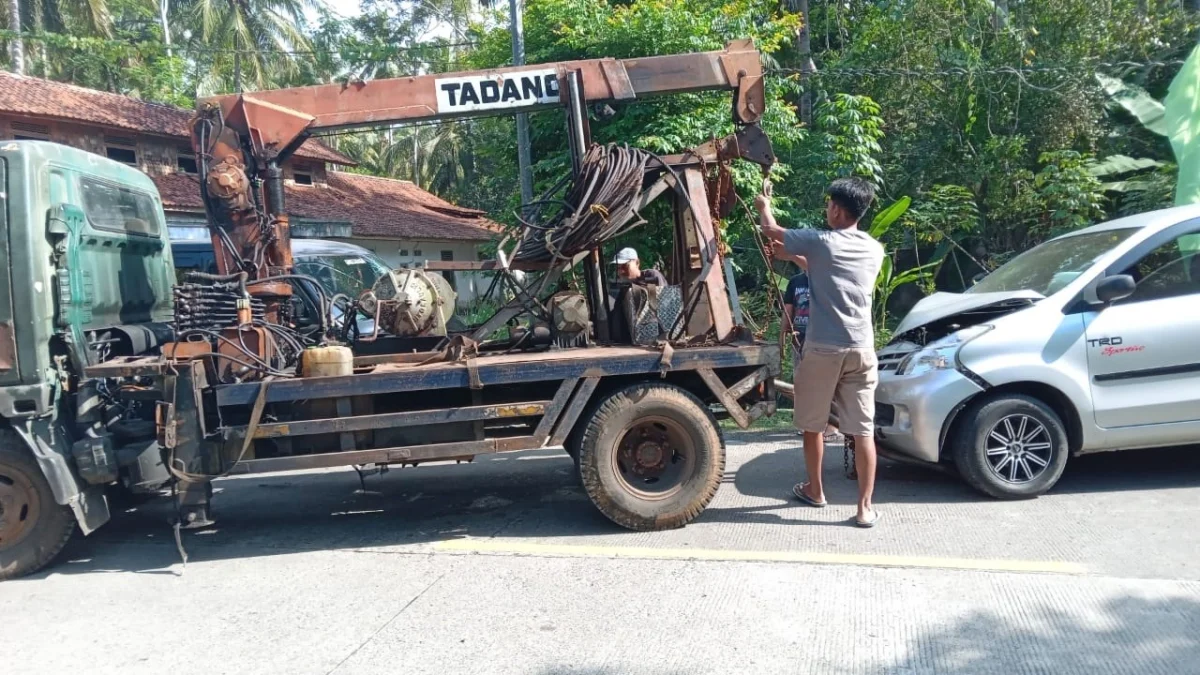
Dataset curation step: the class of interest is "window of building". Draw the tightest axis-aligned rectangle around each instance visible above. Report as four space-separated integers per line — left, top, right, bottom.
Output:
177 150 198 174
413 249 423 257
80 177 162 236
293 165 314 186
10 121 49 141
104 136 138 166
399 249 409 257
440 251 457 291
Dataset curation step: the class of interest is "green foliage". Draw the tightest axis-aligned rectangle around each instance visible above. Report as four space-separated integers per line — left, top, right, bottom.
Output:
1088 154 1166 178
867 196 911 239
1111 163 1178 217
813 94 884 187
901 185 980 247
874 255 937 329
1095 72 1168 136
1033 150 1107 236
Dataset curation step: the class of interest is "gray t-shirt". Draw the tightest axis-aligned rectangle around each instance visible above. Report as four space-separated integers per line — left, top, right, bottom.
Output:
783 227 885 349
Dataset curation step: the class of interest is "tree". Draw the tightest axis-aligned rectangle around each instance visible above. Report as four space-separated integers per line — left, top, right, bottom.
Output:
174 0 314 92
7 0 21 74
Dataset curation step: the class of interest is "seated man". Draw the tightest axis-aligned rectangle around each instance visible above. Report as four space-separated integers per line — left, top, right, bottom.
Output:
614 247 667 286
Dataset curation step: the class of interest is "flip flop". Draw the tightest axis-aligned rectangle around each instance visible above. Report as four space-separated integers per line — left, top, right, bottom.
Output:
792 483 827 507
855 510 879 528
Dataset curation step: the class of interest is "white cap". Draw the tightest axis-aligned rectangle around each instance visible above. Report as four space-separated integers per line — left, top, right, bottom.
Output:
613 247 638 265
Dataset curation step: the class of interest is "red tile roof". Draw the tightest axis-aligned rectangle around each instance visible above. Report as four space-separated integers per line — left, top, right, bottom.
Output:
154 172 502 242
0 71 356 165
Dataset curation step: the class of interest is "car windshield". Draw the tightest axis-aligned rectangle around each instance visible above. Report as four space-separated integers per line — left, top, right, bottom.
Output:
295 252 392 298
967 228 1140 296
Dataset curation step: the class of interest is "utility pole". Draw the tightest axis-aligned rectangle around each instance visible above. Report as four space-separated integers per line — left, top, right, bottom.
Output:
509 0 534 209
7 0 23 75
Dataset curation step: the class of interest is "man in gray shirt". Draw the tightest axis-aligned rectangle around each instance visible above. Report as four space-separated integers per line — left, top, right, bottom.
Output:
756 177 885 527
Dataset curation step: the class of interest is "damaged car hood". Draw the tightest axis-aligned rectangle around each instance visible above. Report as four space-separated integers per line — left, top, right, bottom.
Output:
893 290 1045 336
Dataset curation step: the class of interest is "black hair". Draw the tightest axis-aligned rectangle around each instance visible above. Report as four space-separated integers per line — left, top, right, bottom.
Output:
826 177 876 223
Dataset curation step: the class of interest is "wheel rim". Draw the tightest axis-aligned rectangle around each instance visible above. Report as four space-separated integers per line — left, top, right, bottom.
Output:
984 414 1054 485
611 416 695 500
0 462 43 552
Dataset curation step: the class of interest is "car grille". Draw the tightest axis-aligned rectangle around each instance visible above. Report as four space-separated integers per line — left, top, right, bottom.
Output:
877 341 920 372
875 403 896 428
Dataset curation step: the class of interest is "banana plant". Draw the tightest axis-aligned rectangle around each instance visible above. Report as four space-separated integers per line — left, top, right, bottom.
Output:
1090 72 1174 199
874 256 939 329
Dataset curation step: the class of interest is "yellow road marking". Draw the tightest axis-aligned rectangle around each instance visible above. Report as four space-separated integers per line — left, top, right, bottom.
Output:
434 539 1087 575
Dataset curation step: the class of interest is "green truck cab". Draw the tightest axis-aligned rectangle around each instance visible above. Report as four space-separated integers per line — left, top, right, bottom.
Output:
0 142 176 579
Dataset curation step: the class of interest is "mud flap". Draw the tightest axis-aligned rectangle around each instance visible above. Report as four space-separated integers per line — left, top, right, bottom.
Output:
12 416 111 535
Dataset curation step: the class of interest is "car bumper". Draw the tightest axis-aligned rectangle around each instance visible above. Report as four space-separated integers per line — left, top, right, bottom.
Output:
874 367 986 463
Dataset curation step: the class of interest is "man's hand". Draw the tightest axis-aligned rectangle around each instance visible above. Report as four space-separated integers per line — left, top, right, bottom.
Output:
757 195 786 243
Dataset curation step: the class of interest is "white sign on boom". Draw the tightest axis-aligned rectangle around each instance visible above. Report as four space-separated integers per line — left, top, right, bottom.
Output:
435 68 561 114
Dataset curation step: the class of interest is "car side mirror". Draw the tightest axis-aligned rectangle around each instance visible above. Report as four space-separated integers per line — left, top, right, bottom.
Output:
1094 274 1136 305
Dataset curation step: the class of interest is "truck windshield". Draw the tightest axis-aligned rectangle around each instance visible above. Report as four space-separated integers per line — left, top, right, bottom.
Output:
295 253 392 298
968 228 1139 296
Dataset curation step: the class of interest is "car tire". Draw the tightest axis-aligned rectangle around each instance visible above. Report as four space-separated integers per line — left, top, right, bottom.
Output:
952 394 1069 500
577 382 724 530
0 431 76 580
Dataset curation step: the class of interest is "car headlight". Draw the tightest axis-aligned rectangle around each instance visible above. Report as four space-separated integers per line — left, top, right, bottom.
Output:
896 325 992 376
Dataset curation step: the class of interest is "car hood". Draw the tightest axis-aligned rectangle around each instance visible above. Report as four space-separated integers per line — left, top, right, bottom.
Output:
893 290 1044 336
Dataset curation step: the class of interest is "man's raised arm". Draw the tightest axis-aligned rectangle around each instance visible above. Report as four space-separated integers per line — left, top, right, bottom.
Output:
755 194 787 242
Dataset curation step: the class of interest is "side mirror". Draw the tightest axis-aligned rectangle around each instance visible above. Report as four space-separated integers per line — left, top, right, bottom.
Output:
1095 274 1136 305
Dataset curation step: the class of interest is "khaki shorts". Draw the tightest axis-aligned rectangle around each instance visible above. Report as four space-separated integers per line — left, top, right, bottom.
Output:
792 342 878 437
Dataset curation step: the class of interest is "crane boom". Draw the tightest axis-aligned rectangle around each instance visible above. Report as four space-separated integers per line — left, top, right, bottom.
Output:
199 39 764 163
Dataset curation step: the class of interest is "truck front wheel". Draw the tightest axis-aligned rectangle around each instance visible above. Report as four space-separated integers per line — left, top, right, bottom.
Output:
0 433 75 580
577 383 725 530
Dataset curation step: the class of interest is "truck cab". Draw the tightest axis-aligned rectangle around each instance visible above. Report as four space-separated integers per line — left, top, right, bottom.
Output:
0 142 176 579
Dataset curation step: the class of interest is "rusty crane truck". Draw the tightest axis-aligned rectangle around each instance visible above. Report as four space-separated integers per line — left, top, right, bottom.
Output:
0 40 781 579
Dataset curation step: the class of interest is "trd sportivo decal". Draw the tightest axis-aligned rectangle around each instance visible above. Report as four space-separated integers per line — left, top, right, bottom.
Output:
1087 336 1146 357
436 69 561 114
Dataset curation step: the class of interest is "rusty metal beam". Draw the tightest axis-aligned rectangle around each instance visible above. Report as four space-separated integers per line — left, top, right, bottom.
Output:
697 367 749 428
216 345 776 407
198 40 764 163
532 379 580 445
240 401 552 439
547 377 600 447
420 260 555 272
679 167 735 341
226 437 540 474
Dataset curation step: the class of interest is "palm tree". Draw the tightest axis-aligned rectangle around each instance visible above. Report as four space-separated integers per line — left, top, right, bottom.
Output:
175 0 313 93
3 0 117 75
6 0 22 74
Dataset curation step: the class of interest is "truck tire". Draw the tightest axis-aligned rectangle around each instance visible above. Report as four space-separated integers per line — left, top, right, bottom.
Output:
0 431 76 580
951 394 1069 500
577 383 724 530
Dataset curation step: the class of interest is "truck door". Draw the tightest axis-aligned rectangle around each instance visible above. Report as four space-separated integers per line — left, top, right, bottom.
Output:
1084 223 1200 428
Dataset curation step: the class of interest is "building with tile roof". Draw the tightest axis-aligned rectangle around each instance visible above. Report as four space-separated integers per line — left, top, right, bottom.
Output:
0 71 502 302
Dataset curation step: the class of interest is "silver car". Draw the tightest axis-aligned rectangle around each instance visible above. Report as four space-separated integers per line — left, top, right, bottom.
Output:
875 205 1200 499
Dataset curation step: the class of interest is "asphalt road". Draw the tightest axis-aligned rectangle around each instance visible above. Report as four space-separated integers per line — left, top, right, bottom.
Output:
4 430 1200 675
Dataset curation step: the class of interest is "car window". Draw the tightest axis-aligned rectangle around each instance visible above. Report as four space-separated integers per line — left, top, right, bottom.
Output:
968 228 1138 296
294 253 390 298
1118 231 1200 304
